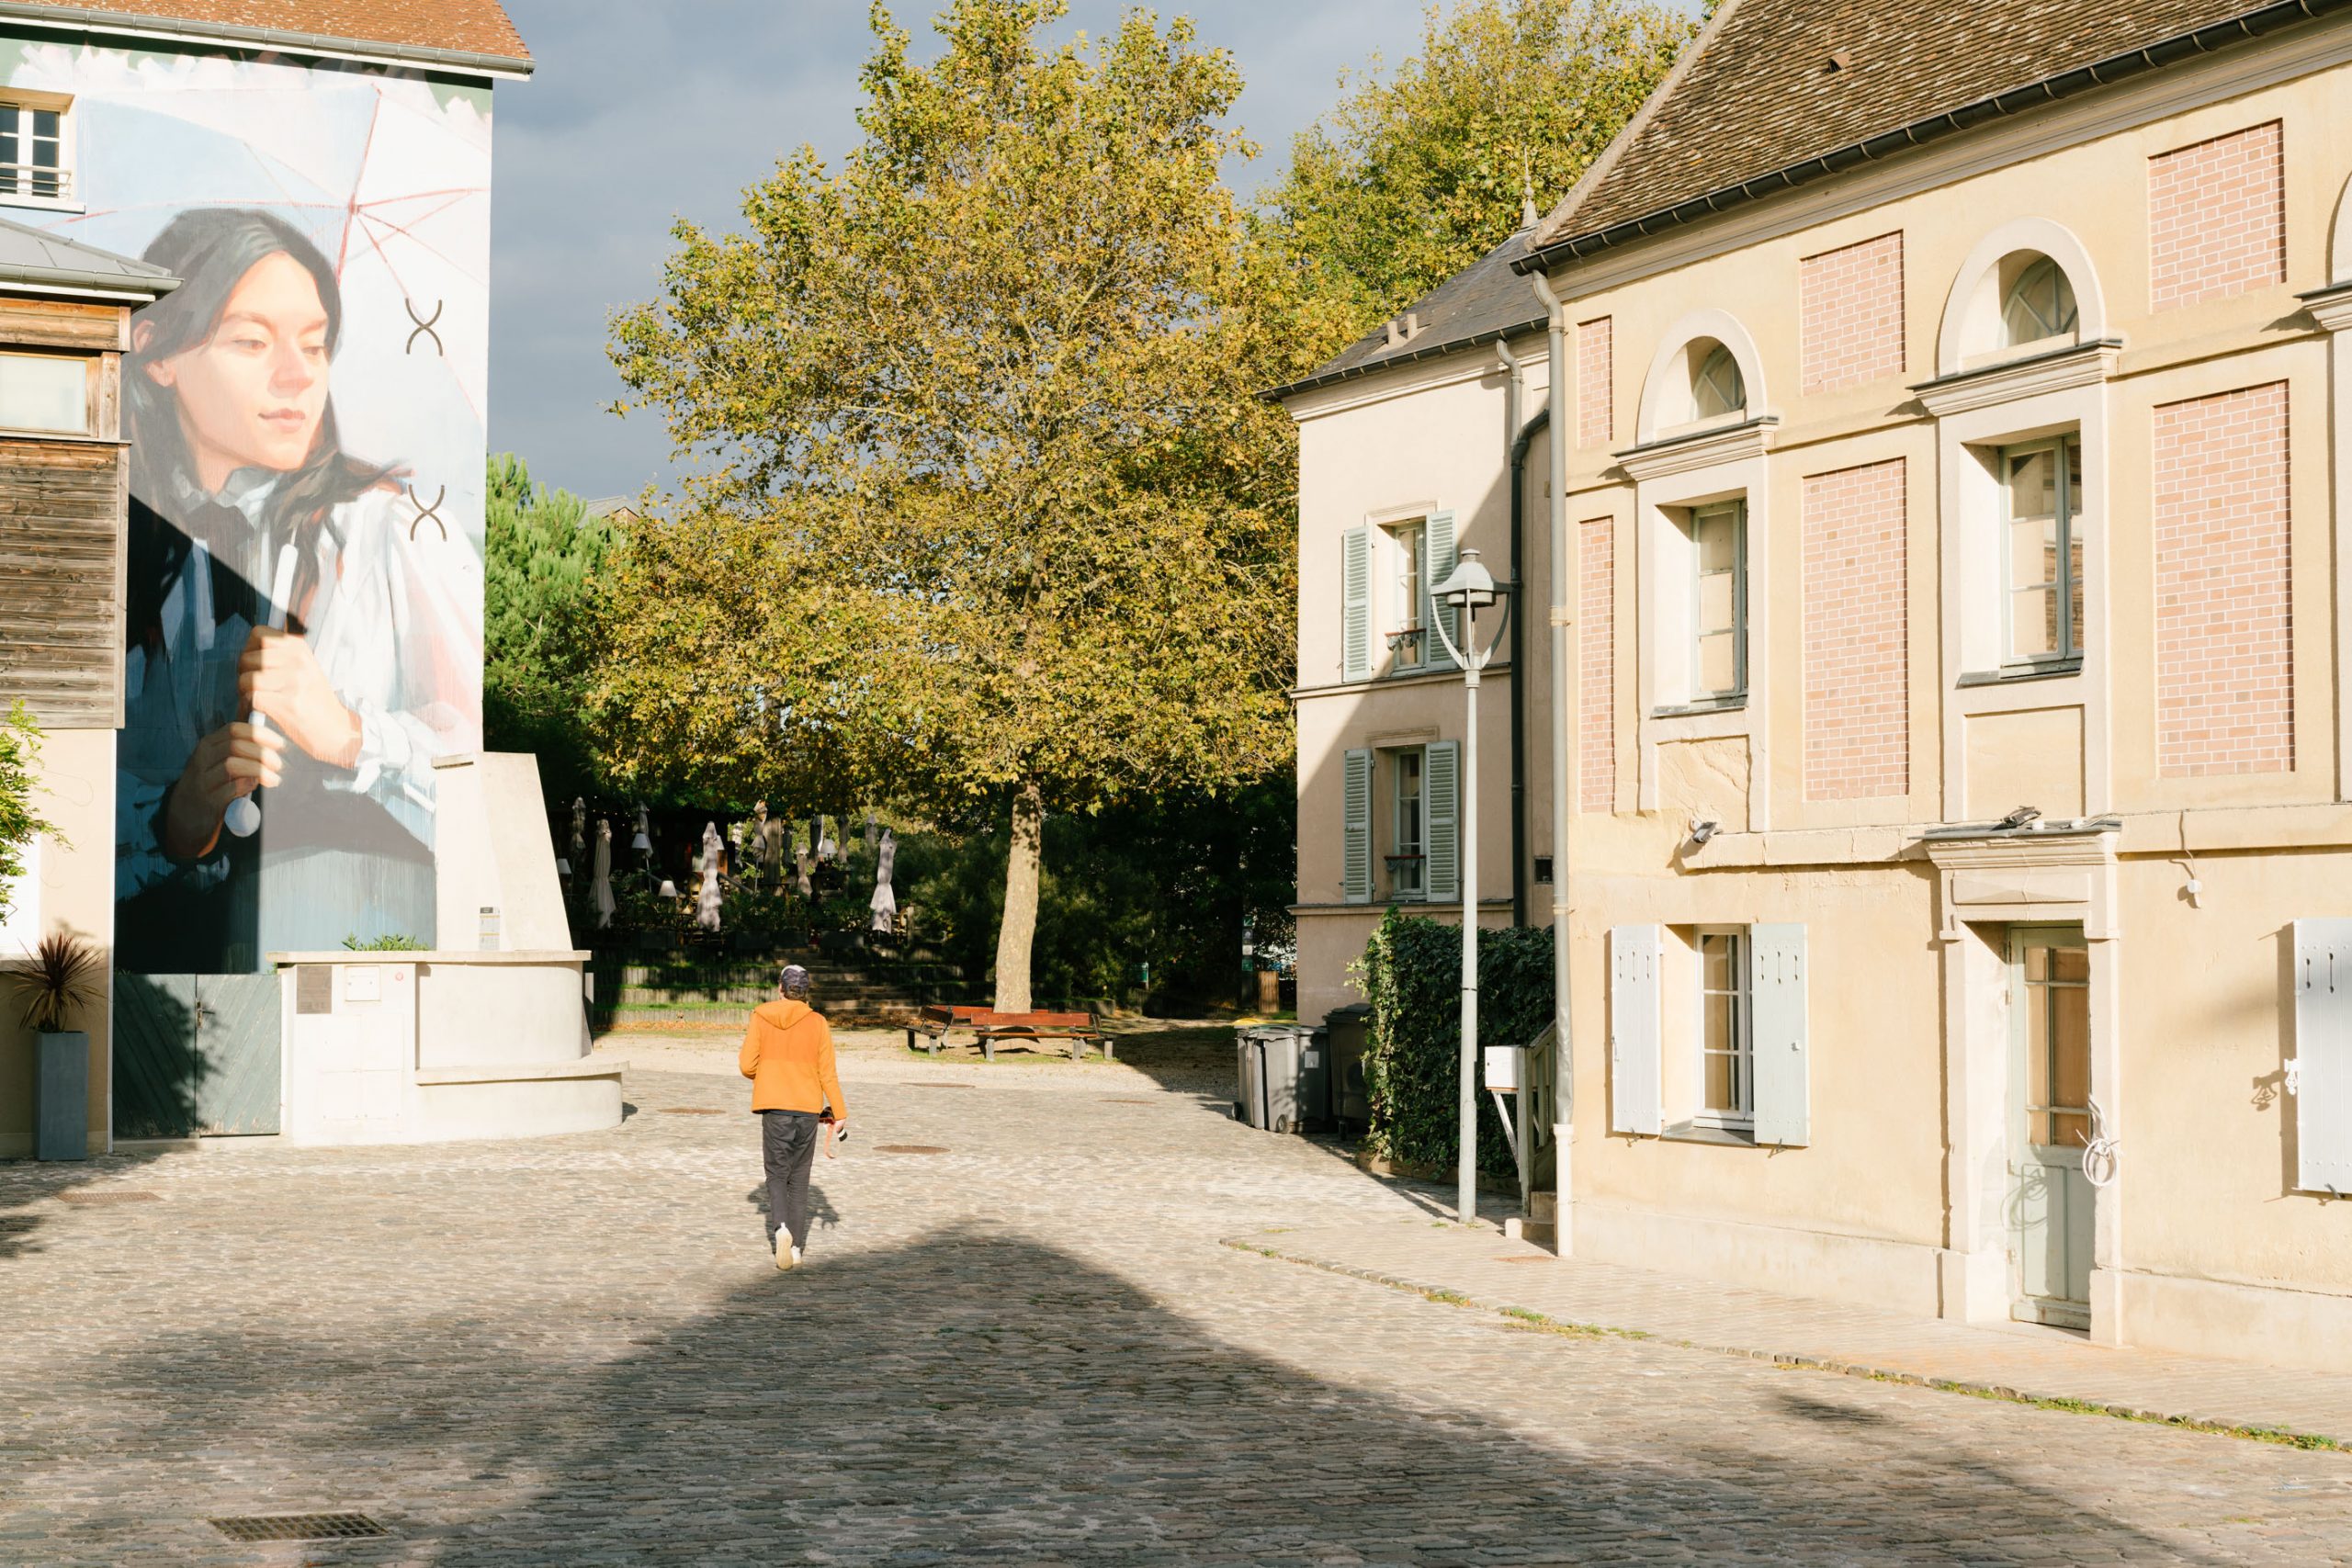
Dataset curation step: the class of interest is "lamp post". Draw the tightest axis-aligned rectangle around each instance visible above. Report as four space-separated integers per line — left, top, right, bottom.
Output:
1430 548 1513 1226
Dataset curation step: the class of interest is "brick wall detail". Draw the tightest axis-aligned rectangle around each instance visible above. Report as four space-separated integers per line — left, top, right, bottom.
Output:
1803 459 1908 802
1579 515 1614 813
2154 382 2293 777
2148 120 2284 313
1799 232 1904 395
1577 317 1612 447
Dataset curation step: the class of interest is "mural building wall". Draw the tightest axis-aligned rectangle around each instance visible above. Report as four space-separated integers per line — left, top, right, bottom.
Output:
6 39 491 975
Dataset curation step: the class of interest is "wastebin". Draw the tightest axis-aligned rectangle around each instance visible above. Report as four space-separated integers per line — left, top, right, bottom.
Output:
1322 1004 1371 1132
1234 1024 1329 1134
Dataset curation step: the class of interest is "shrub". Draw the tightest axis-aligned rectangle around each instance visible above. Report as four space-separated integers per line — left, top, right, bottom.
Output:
1355 909 1552 1179
0 701 56 933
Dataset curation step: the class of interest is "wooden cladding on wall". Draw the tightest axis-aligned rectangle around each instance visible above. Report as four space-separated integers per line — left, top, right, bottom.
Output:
0 296 127 354
0 437 125 728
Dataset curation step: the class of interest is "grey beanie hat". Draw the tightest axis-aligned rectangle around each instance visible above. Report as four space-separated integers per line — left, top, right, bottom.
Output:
778 964 812 1000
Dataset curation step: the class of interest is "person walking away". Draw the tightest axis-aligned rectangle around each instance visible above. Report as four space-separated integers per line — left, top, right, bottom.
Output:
738 964 846 1270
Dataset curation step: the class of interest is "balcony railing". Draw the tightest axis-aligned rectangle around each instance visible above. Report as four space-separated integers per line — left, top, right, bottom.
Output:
0 164 70 201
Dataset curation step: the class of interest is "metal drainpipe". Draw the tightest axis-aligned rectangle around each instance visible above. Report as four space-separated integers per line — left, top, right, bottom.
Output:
1498 342 1527 931
1529 270 1574 1257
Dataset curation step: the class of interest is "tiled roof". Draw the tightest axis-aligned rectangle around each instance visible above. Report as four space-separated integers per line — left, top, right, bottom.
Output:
1272 226 1544 401
1534 0 2326 259
0 1 528 67
0 209 175 294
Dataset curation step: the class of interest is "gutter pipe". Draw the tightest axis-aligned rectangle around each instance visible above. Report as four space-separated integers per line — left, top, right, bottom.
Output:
1498 342 1529 930
0 2 537 78
1528 271 1574 1255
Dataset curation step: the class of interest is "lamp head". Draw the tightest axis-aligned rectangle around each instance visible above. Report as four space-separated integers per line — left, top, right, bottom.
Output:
1435 548 1507 612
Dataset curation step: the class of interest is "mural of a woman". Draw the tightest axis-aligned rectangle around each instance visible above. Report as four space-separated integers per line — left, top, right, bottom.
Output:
117 208 481 972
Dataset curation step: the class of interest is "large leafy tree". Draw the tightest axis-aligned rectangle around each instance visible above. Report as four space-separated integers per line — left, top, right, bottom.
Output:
482 454 617 800
604 0 1295 1010
1267 0 1692 337
0 701 53 931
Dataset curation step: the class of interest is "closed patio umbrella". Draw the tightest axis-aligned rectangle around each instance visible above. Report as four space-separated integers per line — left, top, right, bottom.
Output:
593 819 616 929
697 821 724 931
870 829 898 933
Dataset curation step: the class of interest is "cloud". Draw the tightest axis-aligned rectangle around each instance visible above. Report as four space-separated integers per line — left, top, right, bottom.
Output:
487 0 1427 499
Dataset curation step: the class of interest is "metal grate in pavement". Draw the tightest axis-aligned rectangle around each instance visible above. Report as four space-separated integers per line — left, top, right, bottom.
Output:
58 1189 161 1206
876 1145 950 1155
209 1512 387 1542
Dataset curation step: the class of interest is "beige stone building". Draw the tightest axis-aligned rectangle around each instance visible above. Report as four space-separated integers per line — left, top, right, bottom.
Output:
1278 0 2352 1370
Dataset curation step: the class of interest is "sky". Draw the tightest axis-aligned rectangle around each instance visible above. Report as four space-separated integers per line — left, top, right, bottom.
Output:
487 0 1434 503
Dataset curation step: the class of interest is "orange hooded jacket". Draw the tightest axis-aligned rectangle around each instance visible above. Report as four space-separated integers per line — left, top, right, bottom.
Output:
738 998 846 1116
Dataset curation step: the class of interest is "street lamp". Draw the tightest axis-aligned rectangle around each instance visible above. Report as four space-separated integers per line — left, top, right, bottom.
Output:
1429 547 1513 1226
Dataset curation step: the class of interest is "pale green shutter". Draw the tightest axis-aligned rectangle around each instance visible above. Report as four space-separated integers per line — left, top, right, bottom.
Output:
1342 525 1372 682
1341 749 1373 904
1610 924 1661 1135
1423 740 1459 902
1425 509 1458 670
2292 919 2352 1193
1749 923 1810 1147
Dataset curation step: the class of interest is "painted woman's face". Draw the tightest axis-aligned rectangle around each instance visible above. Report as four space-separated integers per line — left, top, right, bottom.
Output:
144 251 331 490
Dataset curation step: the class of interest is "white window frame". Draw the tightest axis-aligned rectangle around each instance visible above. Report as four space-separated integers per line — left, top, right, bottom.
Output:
1997 434 2084 671
1386 747 1425 900
1385 518 1427 671
1689 498 1747 703
0 91 78 212
0 348 96 435
1693 925 1754 1132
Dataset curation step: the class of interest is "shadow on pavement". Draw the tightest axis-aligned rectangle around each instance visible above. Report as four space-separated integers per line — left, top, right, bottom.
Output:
117 1227 2227 1565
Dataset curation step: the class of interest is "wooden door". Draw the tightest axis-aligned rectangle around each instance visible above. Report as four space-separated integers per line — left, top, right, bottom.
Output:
191 974 282 1135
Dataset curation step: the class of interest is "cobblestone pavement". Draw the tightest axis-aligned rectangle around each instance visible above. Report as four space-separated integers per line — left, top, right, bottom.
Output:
4 1031 2350 1566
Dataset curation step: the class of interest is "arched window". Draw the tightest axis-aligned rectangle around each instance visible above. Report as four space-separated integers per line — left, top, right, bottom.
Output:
1691 342 1746 421
2001 255 2078 348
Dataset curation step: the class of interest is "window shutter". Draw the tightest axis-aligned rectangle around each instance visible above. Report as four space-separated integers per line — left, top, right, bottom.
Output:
1749 922 1810 1147
1425 509 1459 670
1423 740 1459 903
2291 919 2352 1194
1609 923 1661 1135
1341 750 1373 904
1342 525 1372 682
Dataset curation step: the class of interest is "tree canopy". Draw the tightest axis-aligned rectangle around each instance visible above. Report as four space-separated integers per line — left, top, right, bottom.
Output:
603 0 1296 1008
1263 0 1692 339
482 454 618 801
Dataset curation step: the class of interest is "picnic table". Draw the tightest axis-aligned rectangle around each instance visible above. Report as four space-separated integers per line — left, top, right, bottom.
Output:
906 1004 1113 1063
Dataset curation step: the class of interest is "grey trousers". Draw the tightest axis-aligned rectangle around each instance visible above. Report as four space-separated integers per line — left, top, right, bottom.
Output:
761 1110 820 1250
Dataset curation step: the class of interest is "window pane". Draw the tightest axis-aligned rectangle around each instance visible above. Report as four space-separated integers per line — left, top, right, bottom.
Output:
1695 570 1736 635
0 353 86 432
2007 511 2058 592
2026 982 2052 1143
2010 586 2057 660
2052 987 2090 1109
2052 946 2087 984
2025 945 2049 982
1701 933 1731 989
1694 513 1736 574
2007 448 2057 532
1704 1032 1735 1111
1692 344 1744 419
31 109 57 139
1697 630 1736 694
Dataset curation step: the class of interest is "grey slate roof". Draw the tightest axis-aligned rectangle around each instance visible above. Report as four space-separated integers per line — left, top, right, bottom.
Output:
0 213 175 298
1271 225 1544 402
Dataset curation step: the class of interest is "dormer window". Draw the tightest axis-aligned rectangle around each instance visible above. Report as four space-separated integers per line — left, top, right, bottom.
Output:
2001 255 2078 350
0 92 73 207
1690 342 1746 422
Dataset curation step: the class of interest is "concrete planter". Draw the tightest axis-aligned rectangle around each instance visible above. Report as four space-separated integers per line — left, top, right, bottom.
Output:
36 1031 88 1161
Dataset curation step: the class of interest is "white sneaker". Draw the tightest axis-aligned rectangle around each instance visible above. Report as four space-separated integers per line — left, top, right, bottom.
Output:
775 1234 795 1271
790 1245 804 1268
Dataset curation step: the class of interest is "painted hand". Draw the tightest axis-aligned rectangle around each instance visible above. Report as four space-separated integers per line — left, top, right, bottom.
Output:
238 626 362 767
163 720 285 860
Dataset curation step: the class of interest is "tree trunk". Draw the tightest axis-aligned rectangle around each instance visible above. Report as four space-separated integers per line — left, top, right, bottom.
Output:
992 779 1044 1012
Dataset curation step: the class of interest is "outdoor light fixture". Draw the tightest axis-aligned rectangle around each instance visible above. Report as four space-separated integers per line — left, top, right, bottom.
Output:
1689 818 1720 846
1428 548 1515 1228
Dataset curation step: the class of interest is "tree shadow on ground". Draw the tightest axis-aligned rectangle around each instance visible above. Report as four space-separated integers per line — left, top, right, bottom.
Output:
0 1144 176 1263
114 1229 2229 1566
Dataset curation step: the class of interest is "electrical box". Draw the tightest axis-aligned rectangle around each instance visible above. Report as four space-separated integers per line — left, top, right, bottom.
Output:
1484 1043 1523 1092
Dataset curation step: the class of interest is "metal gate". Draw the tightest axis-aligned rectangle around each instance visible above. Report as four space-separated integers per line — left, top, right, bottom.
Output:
113 972 282 1138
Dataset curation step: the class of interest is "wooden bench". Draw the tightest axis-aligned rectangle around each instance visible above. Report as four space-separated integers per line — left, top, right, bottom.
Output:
905 1005 1113 1062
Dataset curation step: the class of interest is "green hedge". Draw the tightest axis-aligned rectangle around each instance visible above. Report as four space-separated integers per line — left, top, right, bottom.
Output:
1356 909 1552 1179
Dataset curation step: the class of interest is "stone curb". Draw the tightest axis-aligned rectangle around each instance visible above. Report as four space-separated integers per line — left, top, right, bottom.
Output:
1223 1235 2352 1453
